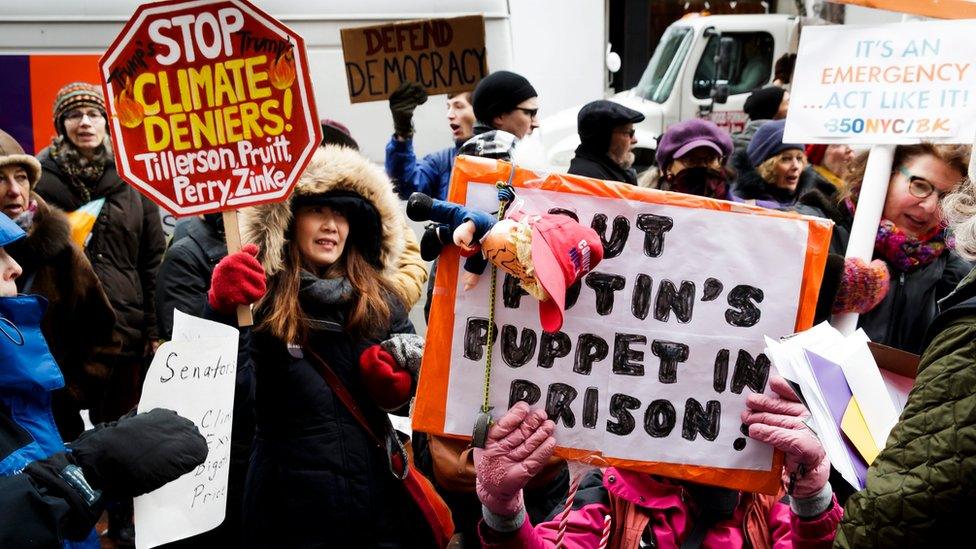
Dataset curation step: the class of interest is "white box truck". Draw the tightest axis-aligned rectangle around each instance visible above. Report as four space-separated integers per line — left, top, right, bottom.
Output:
539 13 803 172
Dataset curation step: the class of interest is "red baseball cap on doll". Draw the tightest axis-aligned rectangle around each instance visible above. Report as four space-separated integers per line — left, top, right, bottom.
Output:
530 215 604 333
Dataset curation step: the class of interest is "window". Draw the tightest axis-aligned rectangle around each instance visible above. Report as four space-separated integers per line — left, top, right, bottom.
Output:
635 26 693 104
692 32 774 99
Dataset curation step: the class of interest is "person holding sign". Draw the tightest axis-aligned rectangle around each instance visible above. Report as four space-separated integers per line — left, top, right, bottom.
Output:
797 143 971 353
730 119 828 209
207 145 447 547
385 81 476 200
0 212 207 548
472 377 842 548
836 177 976 547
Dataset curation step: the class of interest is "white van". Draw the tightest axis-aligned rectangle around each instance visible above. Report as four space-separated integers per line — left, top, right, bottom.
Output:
539 13 802 172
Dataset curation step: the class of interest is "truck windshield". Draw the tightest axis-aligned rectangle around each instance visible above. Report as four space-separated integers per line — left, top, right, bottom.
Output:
635 26 693 103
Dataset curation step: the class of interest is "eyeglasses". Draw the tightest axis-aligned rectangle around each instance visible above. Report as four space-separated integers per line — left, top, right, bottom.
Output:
64 110 104 123
515 107 539 118
897 166 953 200
614 129 636 138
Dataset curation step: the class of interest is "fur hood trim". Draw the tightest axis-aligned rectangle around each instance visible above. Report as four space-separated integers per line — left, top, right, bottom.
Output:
240 145 406 277
26 194 72 260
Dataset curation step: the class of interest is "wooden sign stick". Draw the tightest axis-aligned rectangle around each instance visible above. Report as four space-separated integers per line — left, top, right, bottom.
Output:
222 209 254 327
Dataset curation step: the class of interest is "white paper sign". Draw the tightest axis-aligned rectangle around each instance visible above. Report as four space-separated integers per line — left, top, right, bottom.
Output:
134 310 239 549
442 183 811 471
784 20 976 144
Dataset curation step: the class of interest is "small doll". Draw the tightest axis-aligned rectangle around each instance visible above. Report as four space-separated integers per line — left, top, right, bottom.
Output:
407 191 604 333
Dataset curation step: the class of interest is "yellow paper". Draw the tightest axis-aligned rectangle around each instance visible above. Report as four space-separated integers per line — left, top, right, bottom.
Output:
842 397 880 464
66 211 96 248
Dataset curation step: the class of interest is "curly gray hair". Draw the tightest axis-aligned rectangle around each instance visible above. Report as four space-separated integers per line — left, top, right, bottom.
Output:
942 178 976 261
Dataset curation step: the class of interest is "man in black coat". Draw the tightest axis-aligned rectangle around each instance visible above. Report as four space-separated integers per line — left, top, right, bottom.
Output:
568 100 645 184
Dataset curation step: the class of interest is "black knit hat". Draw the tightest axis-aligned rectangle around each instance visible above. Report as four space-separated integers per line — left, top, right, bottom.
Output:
743 86 785 122
472 71 537 126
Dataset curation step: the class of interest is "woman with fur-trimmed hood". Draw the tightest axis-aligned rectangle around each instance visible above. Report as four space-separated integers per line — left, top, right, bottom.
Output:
207 145 437 547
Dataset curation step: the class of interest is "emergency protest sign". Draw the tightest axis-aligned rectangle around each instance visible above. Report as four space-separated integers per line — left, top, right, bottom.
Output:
413 157 832 494
99 0 321 217
784 19 976 144
340 15 488 103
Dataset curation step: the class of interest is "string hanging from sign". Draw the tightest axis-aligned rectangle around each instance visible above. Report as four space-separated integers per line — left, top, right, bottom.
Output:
471 173 517 448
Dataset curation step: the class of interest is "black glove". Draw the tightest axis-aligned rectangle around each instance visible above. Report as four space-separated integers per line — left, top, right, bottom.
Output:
24 452 103 540
389 81 428 138
68 408 208 497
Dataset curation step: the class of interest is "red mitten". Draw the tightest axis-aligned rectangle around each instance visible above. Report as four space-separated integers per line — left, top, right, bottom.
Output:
208 243 267 314
359 345 412 410
832 257 890 314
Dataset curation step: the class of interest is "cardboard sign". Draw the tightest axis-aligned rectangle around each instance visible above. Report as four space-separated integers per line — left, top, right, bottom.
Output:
135 310 239 548
99 0 321 217
340 16 488 103
413 157 832 494
784 20 976 144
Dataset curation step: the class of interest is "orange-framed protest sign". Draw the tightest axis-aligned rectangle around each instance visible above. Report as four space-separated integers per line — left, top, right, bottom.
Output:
831 0 976 19
413 156 833 495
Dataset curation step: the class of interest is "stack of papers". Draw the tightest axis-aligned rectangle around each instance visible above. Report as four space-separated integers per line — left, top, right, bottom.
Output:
764 323 912 490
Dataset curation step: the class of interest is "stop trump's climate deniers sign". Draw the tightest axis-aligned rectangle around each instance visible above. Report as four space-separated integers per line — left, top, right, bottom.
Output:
100 0 321 217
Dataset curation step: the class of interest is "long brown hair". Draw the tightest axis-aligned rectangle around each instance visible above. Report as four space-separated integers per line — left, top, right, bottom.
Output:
256 213 405 344
839 143 970 206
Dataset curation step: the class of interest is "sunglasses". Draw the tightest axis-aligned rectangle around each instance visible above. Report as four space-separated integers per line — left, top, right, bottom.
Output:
515 107 539 118
897 166 953 200
614 128 636 138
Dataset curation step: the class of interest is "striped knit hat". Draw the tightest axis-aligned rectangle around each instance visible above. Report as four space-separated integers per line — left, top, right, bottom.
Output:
52 82 106 135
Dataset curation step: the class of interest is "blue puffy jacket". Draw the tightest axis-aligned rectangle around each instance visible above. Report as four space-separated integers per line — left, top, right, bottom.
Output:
0 295 99 548
384 136 457 200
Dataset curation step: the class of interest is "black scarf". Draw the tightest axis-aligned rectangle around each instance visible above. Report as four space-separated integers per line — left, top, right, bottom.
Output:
298 270 354 330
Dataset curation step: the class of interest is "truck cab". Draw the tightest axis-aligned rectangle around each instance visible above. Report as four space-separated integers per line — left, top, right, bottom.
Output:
541 13 800 172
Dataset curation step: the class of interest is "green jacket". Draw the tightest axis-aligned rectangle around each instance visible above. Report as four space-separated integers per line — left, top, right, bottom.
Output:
835 266 976 547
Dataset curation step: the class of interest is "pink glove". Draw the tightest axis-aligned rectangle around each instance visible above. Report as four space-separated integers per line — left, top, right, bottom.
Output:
742 376 830 499
474 402 556 517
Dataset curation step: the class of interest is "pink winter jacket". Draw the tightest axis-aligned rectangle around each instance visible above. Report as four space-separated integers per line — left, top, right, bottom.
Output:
480 467 842 549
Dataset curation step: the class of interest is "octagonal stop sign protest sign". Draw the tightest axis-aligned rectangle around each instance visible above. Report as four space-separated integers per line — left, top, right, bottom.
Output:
99 0 320 219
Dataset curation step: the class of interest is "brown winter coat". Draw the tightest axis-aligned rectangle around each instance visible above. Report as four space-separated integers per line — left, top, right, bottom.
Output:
7 194 120 440
34 147 166 356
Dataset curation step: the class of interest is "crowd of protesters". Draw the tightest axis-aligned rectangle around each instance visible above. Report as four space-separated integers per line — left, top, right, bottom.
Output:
0 53 972 548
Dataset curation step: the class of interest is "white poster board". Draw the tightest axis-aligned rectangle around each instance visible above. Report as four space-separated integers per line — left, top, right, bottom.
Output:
785 19 976 144
134 310 239 549
440 183 811 471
